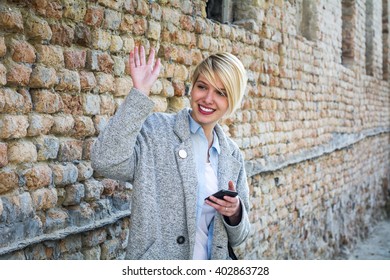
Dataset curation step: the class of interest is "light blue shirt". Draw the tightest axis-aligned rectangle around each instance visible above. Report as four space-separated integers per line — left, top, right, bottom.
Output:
188 110 220 259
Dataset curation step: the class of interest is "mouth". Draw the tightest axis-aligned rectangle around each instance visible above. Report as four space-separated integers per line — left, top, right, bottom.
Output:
198 105 216 115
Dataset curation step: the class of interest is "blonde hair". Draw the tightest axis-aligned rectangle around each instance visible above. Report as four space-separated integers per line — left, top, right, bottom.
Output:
191 52 248 115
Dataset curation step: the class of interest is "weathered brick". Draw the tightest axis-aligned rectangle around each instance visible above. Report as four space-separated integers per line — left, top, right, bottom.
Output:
6 61 32 86
31 90 63 113
55 69 81 92
84 6 104 27
64 50 86 70
73 116 96 138
99 94 116 115
23 164 52 190
60 94 82 115
8 140 37 164
27 114 54 136
34 135 60 160
10 39 36 63
83 94 100 115
51 114 75 136
0 63 5 85
0 115 29 139
0 168 18 194
63 0 87 22
50 24 74 47
114 77 131 96
58 139 83 162
96 72 115 93
79 71 96 91
31 187 58 211
25 15 52 41
63 183 85 206
29 66 57 89
35 44 64 68
0 7 24 32
50 163 78 186
0 142 7 168
103 9 121 30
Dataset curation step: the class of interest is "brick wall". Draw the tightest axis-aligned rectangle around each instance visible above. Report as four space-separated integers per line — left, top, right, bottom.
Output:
0 0 389 259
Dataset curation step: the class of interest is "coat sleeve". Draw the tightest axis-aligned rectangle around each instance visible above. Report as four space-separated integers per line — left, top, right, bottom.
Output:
223 149 251 247
91 88 154 182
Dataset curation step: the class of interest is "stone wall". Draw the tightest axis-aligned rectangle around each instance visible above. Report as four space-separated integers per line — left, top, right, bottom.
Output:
0 0 389 259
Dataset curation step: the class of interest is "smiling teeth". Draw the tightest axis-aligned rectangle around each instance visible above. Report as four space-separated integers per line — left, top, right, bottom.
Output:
200 105 214 112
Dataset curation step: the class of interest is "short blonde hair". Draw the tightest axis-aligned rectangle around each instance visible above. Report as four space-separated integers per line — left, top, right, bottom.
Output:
191 52 248 115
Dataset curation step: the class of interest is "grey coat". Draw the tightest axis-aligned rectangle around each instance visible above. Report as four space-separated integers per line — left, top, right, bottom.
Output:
91 88 250 259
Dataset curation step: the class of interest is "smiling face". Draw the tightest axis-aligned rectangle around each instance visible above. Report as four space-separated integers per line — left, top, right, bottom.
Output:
190 74 229 135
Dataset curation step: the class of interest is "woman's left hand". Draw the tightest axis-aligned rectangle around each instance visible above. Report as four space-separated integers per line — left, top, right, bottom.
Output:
205 181 242 226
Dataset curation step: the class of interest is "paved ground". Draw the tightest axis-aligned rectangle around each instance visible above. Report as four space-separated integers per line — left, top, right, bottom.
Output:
344 218 390 260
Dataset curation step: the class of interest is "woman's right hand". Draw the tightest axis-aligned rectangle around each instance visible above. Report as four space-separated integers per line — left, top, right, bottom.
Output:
129 45 161 96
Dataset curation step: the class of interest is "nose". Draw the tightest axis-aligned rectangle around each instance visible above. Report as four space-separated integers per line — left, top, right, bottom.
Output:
204 90 214 104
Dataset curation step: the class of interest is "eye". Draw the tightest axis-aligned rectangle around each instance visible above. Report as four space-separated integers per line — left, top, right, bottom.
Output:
197 84 207 90
218 91 227 97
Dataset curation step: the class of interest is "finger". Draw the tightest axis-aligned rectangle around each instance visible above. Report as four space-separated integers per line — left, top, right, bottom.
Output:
228 180 236 191
134 46 140 67
151 58 161 77
147 48 155 66
129 51 135 70
140 45 146 66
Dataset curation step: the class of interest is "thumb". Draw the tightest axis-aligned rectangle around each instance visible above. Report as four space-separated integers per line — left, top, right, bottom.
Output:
228 180 236 191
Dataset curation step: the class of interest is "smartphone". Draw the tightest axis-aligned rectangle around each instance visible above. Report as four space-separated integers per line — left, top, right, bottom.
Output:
205 189 238 202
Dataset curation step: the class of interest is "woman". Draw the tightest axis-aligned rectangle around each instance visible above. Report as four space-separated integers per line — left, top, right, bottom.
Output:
91 46 250 259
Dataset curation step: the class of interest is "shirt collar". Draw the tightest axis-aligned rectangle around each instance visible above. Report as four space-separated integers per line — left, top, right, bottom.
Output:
187 109 221 155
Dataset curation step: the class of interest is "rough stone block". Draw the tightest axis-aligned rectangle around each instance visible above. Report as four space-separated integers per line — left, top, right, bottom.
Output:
77 161 93 181
101 178 119 196
84 6 104 27
29 66 57 89
73 116 96 138
74 24 92 47
35 44 64 68
82 138 95 160
63 183 85 206
112 55 125 76
31 90 63 113
31 187 58 211
23 164 52 190
96 72 114 93
0 115 29 139
55 69 81 92
50 163 78 186
83 94 100 115
50 24 74 47
44 208 68 233
27 114 54 136
64 49 86 70
93 115 109 134
100 238 119 260
51 114 75 136
6 61 32 86
60 93 83 115
110 36 123 53
84 179 103 202
0 142 7 168
0 88 26 113
92 29 111 51
114 77 131 96
10 39 36 63
34 135 60 161
8 140 38 164
79 71 96 91
99 94 116 115
133 17 147 36
0 168 18 194
147 20 161 40
0 37 5 57
58 139 83 162
103 9 121 30
0 7 24 32
0 63 6 85
63 0 87 22
25 15 52 41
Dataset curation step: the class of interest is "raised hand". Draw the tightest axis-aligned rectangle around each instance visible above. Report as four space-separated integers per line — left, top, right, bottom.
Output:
129 45 161 96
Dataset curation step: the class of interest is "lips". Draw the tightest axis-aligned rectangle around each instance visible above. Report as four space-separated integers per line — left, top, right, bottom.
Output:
198 105 215 115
